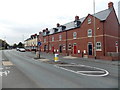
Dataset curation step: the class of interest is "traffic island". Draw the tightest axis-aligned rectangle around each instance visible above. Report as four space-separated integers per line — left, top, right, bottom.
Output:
43 60 68 64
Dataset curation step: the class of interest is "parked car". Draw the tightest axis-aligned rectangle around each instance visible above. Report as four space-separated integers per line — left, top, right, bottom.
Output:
16 47 19 51
19 48 26 52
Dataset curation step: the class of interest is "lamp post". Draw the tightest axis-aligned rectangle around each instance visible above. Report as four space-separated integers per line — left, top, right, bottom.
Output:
93 0 96 59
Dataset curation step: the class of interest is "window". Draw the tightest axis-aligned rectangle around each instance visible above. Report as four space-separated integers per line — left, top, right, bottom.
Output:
88 18 91 24
74 21 77 27
63 44 66 50
68 43 72 50
74 21 81 27
59 27 62 31
96 42 102 51
52 36 54 42
73 32 77 39
88 29 92 37
44 38 46 43
49 45 51 50
59 35 62 41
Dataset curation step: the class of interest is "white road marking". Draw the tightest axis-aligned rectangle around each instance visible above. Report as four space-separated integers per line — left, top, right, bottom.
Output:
5 67 11 69
0 67 10 77
54 64 109 77
77 71 105 73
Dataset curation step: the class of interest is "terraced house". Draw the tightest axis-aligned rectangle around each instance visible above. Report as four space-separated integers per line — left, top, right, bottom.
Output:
24 34 38 51
38 2 119 60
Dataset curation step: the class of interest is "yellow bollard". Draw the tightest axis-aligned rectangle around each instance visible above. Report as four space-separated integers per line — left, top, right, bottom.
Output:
54 54 59 62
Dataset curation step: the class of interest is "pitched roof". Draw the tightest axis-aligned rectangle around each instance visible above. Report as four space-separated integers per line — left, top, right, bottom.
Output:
48 17 86 35
93 8 112 21
44 8 113 35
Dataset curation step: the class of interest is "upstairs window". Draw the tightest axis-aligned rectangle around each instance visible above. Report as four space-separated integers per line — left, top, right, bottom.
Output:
59 35 62 41
73 32 77 39
88 18 91 24
44 38 46 43
96 42 102 51
88 29 92 37
52 36 54 42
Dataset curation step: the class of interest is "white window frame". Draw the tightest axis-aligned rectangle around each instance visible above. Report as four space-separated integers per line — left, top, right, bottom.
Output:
73 32 77 39
63 44 66 50
96 42 102 51
52 36 54 42
59 35 62 41
44 38 46 43
88 29 92 37
88 18 91 24
49 45 51 50
74 21 78 27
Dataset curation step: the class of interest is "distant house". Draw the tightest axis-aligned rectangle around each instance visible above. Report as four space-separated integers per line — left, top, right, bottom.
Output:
24 34 38 51
38 2 119 60
0 39 2 49
0 39 8 50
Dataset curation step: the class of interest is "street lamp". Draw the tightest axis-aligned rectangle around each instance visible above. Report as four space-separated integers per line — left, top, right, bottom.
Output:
93 0 96 59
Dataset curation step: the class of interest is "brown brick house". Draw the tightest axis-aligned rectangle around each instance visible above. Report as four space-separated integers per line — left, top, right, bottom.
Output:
38 2 120 60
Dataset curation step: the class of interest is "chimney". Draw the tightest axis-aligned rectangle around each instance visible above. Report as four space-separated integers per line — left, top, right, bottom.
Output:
75 16 79 21
39 32 42 34
46 28 48 31
43 29 46 32
57 23 60 27
108 2 113 8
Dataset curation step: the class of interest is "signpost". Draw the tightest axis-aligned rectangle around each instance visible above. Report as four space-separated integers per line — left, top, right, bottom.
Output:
38 42 42 58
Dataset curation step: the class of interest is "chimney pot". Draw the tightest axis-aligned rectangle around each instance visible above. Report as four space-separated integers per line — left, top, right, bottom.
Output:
43 29 46 32
46 28 48 30
57 23 60 27
108 2 113 8
39 32 42 34
75 16 79 21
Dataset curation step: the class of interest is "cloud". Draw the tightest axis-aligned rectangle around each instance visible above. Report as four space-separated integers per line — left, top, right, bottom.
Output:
0 0 119 45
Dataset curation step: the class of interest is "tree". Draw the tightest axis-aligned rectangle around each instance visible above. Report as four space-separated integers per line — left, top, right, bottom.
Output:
17 42 24 48
13 43 17 49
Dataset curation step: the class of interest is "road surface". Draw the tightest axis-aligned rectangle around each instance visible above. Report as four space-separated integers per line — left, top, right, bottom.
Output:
1 50 119 88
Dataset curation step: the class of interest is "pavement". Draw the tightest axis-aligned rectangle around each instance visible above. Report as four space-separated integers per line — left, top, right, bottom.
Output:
33 52 120 66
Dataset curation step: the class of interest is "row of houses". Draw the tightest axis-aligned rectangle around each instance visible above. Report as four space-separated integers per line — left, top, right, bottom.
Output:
0 39 8 50
25 2 120 60
24 34 38 51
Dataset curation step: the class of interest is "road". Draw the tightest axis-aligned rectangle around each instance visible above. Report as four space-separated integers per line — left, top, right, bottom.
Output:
1 50 119 88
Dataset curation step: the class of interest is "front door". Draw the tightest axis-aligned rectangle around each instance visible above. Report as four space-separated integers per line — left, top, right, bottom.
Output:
52 46 54 53
73 44 77 54
44 45 46 51
88 44 92 55
59 45 62 53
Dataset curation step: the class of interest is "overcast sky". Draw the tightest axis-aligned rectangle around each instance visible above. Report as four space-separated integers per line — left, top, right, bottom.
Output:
0 0 119 45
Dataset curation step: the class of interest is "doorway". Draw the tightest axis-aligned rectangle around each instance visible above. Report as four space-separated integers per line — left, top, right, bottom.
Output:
59 45 62 53
73 43 77 54
88 43 92 55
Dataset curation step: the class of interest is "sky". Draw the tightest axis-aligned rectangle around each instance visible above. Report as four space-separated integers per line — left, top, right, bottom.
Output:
0 0 119 45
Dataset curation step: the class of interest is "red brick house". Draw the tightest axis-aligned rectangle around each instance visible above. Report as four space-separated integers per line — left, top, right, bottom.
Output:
38 2 120 60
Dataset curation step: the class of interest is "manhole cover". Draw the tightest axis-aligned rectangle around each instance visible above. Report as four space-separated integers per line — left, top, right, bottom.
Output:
54 64 109 77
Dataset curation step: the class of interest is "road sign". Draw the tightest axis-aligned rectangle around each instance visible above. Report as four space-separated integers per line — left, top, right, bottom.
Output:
38 42 42 46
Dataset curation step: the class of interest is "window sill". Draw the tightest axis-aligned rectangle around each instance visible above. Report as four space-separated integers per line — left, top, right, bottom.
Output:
96 50 102 51
88 36 92 38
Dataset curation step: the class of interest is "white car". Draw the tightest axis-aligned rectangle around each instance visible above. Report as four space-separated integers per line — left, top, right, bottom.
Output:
16 48 19 51
19 48 26 52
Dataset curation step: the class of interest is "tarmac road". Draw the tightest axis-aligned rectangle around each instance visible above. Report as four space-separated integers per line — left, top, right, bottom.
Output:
1 50 119 88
